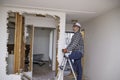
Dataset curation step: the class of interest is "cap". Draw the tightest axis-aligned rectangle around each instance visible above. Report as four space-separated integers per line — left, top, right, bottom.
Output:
73 22 81 27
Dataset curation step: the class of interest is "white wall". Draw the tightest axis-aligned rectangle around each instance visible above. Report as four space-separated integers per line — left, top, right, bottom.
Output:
33 28 51 61
0 6 65 80
84 7 120 80
25 15 57 28
0 6 21 80
66 24 73 31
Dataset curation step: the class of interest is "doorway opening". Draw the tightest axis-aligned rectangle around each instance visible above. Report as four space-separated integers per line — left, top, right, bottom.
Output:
32 27 56 80
6 11 60 80
24 13 59 80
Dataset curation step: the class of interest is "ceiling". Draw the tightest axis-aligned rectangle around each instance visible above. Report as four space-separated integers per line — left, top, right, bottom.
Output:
1 0 120 24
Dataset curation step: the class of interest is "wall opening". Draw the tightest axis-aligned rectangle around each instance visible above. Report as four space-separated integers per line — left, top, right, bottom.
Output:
32 27 56 80
6 11 60 80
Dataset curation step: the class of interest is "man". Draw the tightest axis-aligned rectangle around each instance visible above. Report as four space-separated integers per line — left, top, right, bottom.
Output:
62 22 84 80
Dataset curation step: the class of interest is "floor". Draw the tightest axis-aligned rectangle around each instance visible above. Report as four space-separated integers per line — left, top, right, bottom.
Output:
32 61 75 80
32 61 55 80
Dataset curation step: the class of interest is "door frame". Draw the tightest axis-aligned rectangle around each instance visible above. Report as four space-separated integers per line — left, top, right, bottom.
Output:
32 27 57 71
14 12 25 73
49 29 57 71
5 7 65 79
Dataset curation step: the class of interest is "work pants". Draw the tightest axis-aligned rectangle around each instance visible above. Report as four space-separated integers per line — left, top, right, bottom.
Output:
69 50 83 80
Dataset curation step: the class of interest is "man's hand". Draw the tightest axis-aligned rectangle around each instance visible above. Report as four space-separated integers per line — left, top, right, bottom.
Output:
62 48 68 53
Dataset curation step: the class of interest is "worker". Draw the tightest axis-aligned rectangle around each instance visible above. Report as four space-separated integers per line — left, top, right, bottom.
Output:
62 22 84 80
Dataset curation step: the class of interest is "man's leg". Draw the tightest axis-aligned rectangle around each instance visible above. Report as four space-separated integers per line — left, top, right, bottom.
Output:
69 51 82 60
68 51 79 74
69 51 83 80
75 59 82 80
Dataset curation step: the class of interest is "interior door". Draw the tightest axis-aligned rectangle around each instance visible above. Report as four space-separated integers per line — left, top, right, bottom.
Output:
14 13 25 73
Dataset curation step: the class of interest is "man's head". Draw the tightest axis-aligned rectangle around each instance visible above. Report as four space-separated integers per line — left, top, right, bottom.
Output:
72 22 81 32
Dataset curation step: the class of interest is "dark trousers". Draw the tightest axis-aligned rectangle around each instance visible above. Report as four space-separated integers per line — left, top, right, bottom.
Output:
69 50 83 80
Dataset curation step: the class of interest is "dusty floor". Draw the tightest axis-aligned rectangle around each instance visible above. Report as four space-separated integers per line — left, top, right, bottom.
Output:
32 62 75 80
32 62 55 80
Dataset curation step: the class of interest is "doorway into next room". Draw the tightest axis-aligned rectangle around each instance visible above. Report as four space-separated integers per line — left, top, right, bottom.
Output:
32 27 56 80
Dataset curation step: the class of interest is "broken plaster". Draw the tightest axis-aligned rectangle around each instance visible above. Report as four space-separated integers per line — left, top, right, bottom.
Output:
1 6 65 80
6 11 60 77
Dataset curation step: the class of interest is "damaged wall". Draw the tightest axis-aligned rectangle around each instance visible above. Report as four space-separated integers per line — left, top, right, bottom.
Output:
0 5 66 80
0 6 21 80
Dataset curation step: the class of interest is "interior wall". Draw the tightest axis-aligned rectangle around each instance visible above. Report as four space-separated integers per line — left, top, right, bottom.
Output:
0 6 21 80
83 7 120 80
0 6 65 80
33 28 51 61
66 24 73 31
25 15 57 28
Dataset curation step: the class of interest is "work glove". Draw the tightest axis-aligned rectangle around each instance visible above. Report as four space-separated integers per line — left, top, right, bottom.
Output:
62 48 68 53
